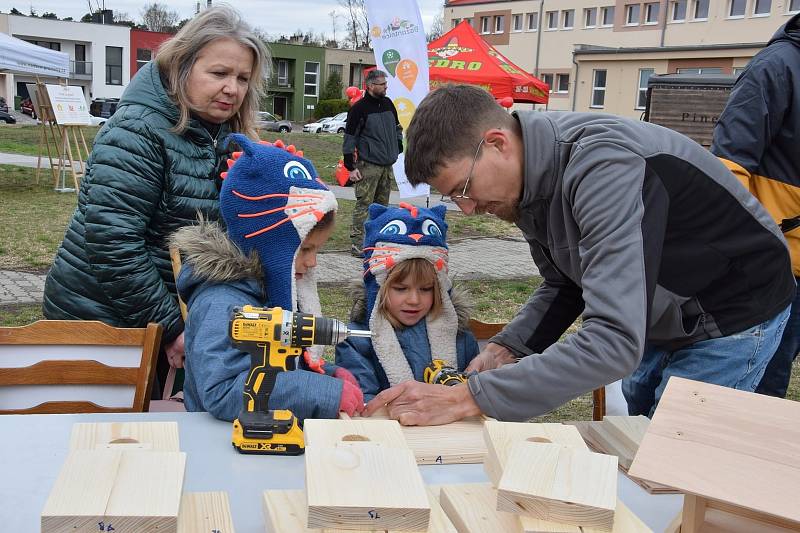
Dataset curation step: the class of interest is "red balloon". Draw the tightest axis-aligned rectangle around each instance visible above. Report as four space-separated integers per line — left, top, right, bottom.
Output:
349 96 360 106
345 86 360 98
500 97 514 109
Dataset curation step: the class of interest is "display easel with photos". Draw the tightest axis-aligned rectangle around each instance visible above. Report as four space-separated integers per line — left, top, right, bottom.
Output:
31 81 91 193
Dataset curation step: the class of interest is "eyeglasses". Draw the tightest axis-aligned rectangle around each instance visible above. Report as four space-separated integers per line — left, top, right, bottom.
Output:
370 81 388 86
440 137 485 205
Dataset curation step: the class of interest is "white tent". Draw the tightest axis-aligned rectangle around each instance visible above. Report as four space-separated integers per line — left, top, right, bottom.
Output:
0 32 69 78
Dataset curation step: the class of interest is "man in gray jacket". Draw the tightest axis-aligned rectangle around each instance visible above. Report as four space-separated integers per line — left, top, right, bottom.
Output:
364 84 794 424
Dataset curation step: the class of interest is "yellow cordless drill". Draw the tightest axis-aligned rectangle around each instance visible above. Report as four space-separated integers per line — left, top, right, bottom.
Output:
230 305 371 455
424 359 469 386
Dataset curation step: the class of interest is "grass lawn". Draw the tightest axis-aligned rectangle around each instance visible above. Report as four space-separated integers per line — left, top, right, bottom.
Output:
0 165 519 268
0 125 100 157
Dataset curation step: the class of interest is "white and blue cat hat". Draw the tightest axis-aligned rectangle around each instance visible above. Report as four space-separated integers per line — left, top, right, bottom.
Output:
363 203 459 386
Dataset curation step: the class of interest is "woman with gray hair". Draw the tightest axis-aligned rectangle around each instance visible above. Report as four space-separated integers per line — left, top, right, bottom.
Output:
43 5 269 395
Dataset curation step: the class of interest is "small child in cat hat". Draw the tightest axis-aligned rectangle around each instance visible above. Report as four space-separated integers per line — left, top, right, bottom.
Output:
172 134 363 422
335 202 479 401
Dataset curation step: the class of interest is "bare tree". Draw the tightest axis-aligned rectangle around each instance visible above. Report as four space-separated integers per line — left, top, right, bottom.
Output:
427 8 444 42
338 0 369 49
140 2 179 33
328 10 339 45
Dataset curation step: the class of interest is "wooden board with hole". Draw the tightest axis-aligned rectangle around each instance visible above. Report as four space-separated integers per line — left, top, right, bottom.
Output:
496 441 618 531
41 449 186 533
347 409 488 464
483 421 588 487
305 418 409 449
177 492 234 533
568 422 676 495
69 421 180 451
263 487 456 532
305 442 430 531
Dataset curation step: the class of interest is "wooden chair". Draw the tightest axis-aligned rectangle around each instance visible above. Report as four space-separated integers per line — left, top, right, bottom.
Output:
468 318 606 421
0 320 162 414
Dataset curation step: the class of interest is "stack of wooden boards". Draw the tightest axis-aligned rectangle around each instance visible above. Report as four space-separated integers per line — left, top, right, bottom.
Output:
263 418 653 532
629 377 800 533
41 421 234 533
569 416 676 494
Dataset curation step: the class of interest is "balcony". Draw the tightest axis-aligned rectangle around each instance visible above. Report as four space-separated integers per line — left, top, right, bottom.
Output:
268 76 293 92
70 60 93 80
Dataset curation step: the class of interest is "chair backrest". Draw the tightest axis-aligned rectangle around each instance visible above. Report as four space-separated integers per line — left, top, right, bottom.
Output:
0 320 162 414
468 318 505 349
169 245 188 322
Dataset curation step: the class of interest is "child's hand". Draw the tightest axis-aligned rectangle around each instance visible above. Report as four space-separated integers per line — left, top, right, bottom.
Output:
335 368 364 416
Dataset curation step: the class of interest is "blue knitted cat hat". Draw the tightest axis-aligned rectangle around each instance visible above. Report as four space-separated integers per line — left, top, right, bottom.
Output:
220 133 337 324
363 202 459 386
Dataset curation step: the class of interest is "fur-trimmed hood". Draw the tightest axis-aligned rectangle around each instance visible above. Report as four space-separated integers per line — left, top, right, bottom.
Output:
348 280 474 330
170 217 263 285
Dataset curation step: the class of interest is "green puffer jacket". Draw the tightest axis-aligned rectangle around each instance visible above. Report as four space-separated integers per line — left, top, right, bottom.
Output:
43 61 232 343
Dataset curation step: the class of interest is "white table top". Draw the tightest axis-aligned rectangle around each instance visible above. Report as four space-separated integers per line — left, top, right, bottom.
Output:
0 412 682 532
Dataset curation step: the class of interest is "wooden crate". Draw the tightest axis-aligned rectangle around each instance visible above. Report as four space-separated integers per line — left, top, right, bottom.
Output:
496 442 618 530
41 450 186 533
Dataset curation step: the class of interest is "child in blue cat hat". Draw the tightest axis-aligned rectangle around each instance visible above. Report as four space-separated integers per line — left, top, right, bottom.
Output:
335 202 480 402
172 134 363 422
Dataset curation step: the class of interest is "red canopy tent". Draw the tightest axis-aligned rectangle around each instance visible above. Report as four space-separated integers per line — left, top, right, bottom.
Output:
427 21 549 104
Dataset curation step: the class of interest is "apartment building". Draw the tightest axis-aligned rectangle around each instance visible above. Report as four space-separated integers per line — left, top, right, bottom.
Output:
444 0 794 117
0 14 131 106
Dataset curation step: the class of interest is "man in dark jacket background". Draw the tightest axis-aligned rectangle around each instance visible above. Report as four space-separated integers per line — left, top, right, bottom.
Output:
343 69 404 256
712 14 800 398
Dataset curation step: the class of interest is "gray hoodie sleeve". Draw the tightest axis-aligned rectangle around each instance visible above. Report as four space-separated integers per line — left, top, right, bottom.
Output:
470 142 662 421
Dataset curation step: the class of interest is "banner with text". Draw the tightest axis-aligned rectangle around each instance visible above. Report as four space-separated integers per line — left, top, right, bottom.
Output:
365 0 430 198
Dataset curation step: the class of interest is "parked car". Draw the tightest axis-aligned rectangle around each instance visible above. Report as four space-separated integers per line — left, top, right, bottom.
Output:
321 112 347 134
0 111 17 124
89 98 119 119
303 116 332 133
20 98 36 119
256 111 292 133
88 115 107 127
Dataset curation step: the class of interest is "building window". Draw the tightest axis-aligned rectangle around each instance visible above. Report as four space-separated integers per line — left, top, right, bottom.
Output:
541 73 554 92
602 6 616 25
585 8 598 27
636 68 654 109
753 0 771 14
547 11 558 29
626 4 641 24
645 2 660 22
25 39 61 51
277 60 289 86
304 61 319 97
74 44 88 75
527 12 539 30
105 46 122 86
452 18 461 28
494 15 505 33
728 0 746 16
672 0 687 20
512 14 523 31
328 63 343 81
591 70 607 108
693 0 709 19
791 0 800 12
562 9 575 28
677 67 724 74
481 16 490 33
136 48 151 72
465 17 473 25
556 73 570 93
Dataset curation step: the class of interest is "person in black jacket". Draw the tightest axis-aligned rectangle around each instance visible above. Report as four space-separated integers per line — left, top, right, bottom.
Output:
42 6 269 395
712 14 800 398
343 69 404 256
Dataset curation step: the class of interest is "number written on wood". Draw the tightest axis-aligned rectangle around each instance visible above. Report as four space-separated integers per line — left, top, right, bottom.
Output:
97 522 115 531
435 455 443 464
368 509 381 519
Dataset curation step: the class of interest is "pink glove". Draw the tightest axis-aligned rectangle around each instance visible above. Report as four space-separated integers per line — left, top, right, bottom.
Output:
303 349 325 374
335 368 364 416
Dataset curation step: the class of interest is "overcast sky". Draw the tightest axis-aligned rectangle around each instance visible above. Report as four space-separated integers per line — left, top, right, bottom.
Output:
0 0 446 39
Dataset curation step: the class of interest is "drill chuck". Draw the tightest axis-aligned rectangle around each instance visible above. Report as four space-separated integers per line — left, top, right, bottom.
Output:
312 316 372 345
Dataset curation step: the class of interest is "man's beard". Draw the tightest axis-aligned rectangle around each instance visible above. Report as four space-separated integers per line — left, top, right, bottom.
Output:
488 201 520 223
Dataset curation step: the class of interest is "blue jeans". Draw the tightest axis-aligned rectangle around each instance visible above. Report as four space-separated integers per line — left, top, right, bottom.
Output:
756 280 800 397
623 305 791 417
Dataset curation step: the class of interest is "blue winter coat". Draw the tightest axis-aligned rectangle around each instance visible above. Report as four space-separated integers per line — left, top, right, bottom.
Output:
172 221 342 422
335 289 480 402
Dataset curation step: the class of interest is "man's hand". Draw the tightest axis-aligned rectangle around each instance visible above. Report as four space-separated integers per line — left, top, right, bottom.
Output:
465 342 517 373
165 332 185 369
349 168 363 183
364 381 482 426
